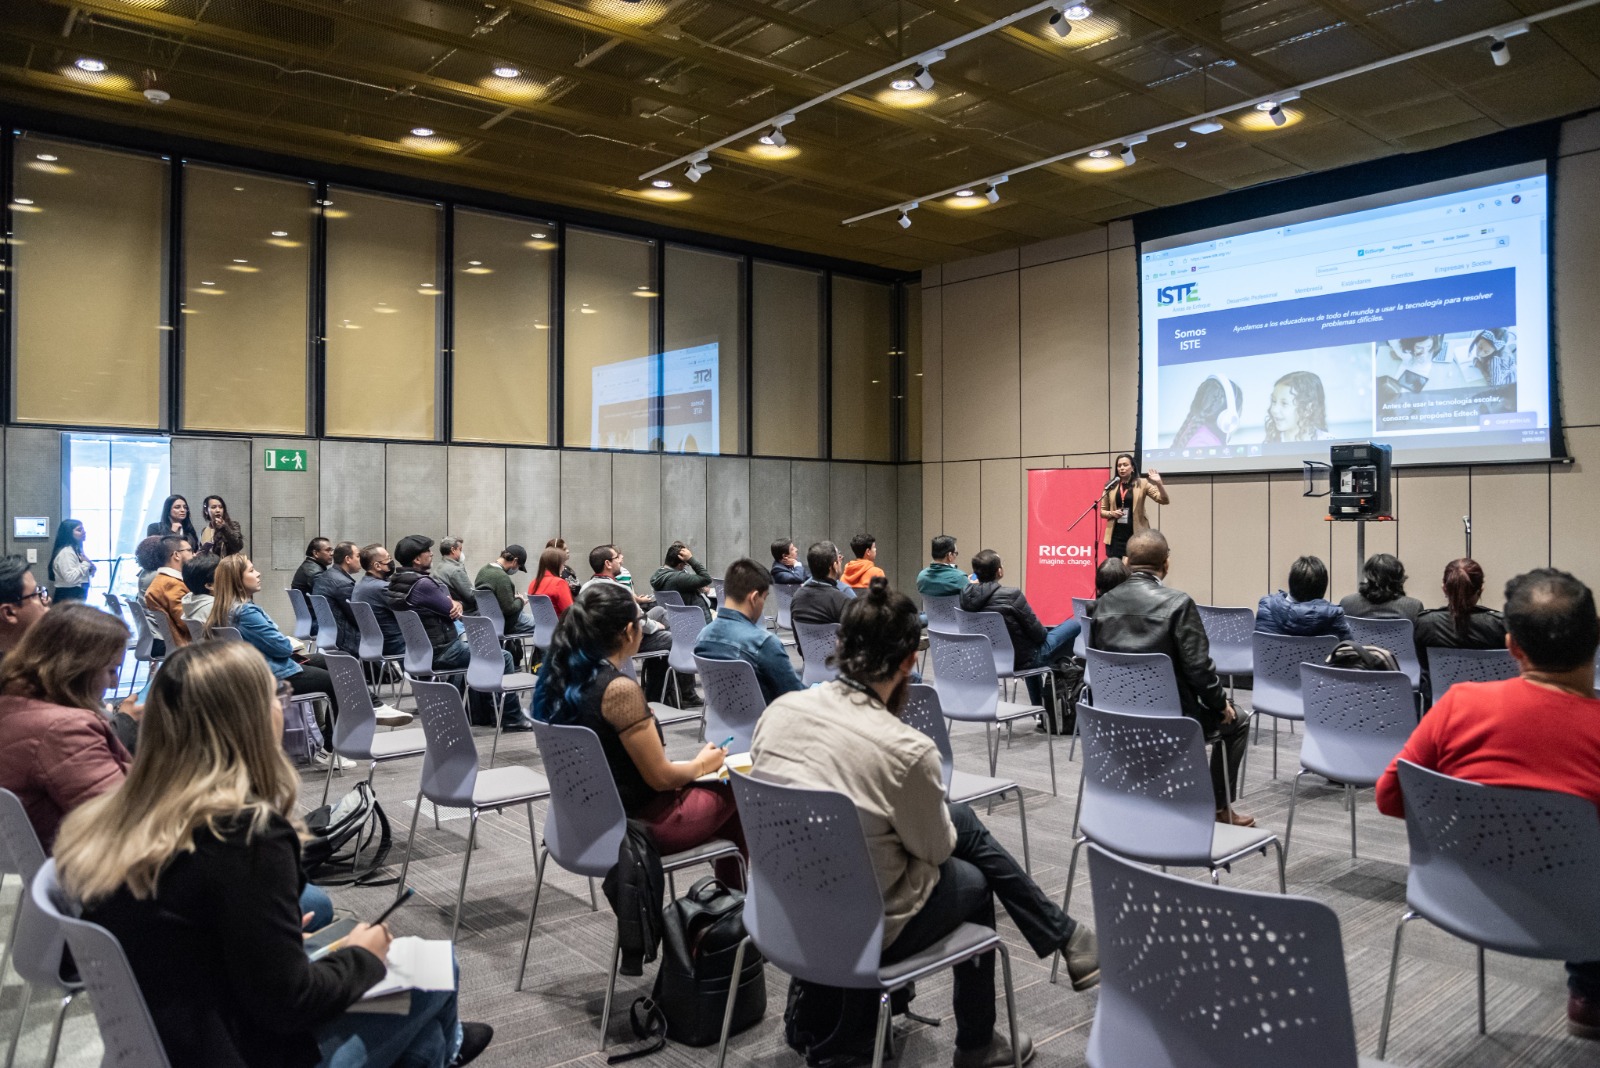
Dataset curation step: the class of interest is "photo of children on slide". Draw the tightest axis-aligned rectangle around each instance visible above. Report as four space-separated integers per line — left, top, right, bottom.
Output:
1376 327 1518 432
1157 344 1374 451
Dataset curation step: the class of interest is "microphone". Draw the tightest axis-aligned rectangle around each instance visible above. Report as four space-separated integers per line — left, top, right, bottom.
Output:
1102 474 1120 492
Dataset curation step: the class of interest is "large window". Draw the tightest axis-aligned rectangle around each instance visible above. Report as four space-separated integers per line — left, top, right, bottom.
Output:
11 136 167 428
452 209 555 445
181 165 313 435
664 246 745 455
751 262 824 458
830 277 894 462
323 188 441 440
563 229 656 450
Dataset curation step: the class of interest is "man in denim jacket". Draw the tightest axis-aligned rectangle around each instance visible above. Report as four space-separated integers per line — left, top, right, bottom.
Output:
694 559 804 705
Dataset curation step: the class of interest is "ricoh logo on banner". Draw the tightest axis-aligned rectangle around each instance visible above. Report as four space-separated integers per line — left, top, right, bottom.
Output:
1027 467 1110 622
1036 544 1095 567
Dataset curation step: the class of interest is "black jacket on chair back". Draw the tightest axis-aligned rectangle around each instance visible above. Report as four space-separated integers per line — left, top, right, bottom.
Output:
1087 570 1227 726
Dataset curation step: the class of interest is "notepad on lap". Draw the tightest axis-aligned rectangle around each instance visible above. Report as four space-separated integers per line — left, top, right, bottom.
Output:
361 937 456 1000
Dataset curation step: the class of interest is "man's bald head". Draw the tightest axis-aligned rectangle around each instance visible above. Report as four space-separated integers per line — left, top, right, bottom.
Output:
1125 529 1169 570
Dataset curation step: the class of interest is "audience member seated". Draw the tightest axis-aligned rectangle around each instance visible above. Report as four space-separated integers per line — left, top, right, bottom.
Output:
769 539 808 585
198 494 245 559
841 532 885 590
1376 568 1600 1041
145 534 196 648
146 494 199 550
527 547 574 618
959 549 1080 704
181 554 220 630
312 541 363 656
1256 555 1353 640
1078 558 1129 626
651 541 715 613
0 603 130 849
751 578 1100 1067
1339 552 1424 621
433 536 476 605
0 554 50 663
292 536 334 599
54 641 494 1068
534 582 744 884
916 534 968 597
545 538 581 598
584 544 676 702
50 518 97 602
793 541 855 626
1414 557 1507 703
1090 530 1253 827
133 534 165 599
352 543 405 658
694 559 803 705
474 544 539 640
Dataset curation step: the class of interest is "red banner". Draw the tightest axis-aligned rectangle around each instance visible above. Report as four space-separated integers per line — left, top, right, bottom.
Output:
1026 467 1108 624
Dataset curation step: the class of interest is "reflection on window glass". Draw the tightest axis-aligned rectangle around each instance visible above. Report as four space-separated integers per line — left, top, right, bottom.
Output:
664 246 745 455
65 433 170 602
751 263 824 458
831 277 894 462
904 283 922 462
324 188 440 439
182 165 312 435
452 209 554 444
563 229 656 450
12 136 167 428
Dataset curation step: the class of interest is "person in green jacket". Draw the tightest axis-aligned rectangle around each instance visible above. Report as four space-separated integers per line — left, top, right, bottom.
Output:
650 541 715 614
917 534 969 597
474 544 537 639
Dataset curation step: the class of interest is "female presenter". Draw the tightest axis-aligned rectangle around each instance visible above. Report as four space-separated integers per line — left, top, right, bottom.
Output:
1101 454 1168 561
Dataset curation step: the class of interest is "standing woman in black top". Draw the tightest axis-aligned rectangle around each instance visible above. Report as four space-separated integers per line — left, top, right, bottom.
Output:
198 494 246 558
533 581 745 884
1100 454 1169 562
53 641 492 1068
147 493 200 550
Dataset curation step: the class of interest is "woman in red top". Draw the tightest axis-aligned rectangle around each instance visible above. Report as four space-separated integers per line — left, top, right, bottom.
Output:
528 546 574 617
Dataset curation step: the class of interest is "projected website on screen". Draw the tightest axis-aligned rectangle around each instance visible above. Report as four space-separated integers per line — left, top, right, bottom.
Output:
1138 162 1551 474
591 343 720 454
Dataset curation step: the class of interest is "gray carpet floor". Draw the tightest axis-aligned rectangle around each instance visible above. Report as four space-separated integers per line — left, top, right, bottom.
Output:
3 666 1595 1068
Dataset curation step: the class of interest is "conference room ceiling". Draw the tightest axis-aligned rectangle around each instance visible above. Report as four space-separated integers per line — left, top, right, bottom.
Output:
1 0 1597 271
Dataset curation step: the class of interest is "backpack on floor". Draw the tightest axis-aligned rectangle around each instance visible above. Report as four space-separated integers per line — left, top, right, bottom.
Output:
1041 655 1085 735
1325 640 1400 673
650 877 766 1046
783 978 918 1067
302 782 396 887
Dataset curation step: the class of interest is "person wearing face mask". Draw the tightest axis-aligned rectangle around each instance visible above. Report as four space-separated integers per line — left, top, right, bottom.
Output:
474 544 538 640
752 578 1099 1067
1099 454 1167 564
351 543 405 659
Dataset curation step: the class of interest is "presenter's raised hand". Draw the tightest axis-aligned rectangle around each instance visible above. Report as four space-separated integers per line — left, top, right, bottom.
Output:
1146 468 1163 485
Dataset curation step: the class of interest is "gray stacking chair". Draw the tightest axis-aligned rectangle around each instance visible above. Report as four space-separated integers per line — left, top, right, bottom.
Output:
619 652 698 729
929 629 1056 795
1377 761 1600 1057
794 621 841 686
1197 604 1255 696
515 720 742 1046
653 588 685 607
716 770 1023 1068
901 683 1030 873
1 788 56 1068
1284 663 1415 863
209 624 243 643
526 593 560 654
396 609 466 684
1426 646 1517 700
309 593 342 653
955 607 1052 700
349 599 405 700
474 588 533 657
694 654 767 755
768 581 796 631
144 607 183 654
320 651 428 807
285 587 314 640
121 594 160 694
1084 846 1399 1068
1250 632 1341 779
1070 597 1092 658
460 614 538 766
1346 616 1422 688
662 603 709 706
31 860 173 1068
394 679 549 940
9 854 81 1068
922 593 959 632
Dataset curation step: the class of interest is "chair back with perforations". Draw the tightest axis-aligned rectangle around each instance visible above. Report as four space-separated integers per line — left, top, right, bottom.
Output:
794 621 841 686
1298 663 1414 785
922 594 959 631
1082 649 1182 717
769 582 796 630
210 625 243 643
123 595 157 662
1070 597 1092 658
654 589 684 607
472 589 506 638
395 609 439 678
410 678 482 809
954 608 1016 679
1077 703 1217 867
663 603 708 674
309 594 341 652
285 588 314 640
461 614 509 691
527 594 560 651
1251 632 1341 719
0 787 47 900
695 655 767 753
900 684 954 790
927 630 1001 723
1197 605 1255 678
325 652 382 760
1346 616 1421 686
530 720 628 878
1427 647 1517 696
350 599 390 662
1396 760 1600 959
728 770 886 988
1086 845 1360 1068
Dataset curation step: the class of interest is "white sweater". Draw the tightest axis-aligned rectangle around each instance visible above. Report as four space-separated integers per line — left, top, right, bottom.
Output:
51 547 91 588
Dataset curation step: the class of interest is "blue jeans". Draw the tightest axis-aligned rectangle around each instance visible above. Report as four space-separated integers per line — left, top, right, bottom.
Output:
316 960 462 1068
301 885 334 931
1024 618 1081 704
433 639 521 719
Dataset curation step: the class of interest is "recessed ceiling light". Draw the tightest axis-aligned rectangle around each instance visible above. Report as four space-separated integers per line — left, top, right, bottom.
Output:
491 65 521 78
1088 149 1110 158
467 260 482 266
74 57 107 73
271 230 288 237
531 232 547 239
201 280 215 285
420 282 435 288
35 154 57 162
13 198 33 206
889 75 917 91
651 179 673 188
1173 140 1188 148
954 189 975 197
410 126 434 137
232 258 248 263
1064 3 1092 18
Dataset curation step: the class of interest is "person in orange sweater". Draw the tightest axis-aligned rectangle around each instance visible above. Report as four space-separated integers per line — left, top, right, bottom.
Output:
842 532 886 589
1375 567 1600 1041
142 534 194 647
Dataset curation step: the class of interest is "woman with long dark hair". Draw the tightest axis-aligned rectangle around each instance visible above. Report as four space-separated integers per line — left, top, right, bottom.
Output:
198 494 245 558
1414 558 1508 705
1171 375 1242 449
1339 553 1424 621
47 518 95 602
1099 453 1168 562
533 581 743 882
147 494 199 549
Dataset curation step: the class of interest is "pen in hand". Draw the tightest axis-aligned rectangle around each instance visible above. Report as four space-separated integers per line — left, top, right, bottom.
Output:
311 888 415 961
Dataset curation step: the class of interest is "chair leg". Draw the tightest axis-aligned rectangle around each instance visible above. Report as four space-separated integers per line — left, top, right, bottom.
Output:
598 927 622 1051
1477 946 1487 1035
42 992 71 1068
1272 838 1286 894
1376 910 1421 1058
714 939 750 1068
514 845 550 992
1044 719 1057 796
998 944 1022 1068
395 788 425 901
1049 837 1088 984
869 991 892 1068
1070 775 1085 838
1014 790 1030 876
3 981 34 1068
1348 783 1359 859
320 746 338 807
488 694 504 768
1067 712 1079 763
1282 768 1308 864
986 724 997 777
0 897 20 991
451 811 480 942
589 878 598 911
1271 717 1280 778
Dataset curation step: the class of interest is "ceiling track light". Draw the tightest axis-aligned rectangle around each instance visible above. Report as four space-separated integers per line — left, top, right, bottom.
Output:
758 114 795 147
892 48 946 92
684 153 711 183
1253 90 1299 127
1047 3 1090 37
1118 135 1147 165
1490 22 1528 67
984 176 1007 204
896 202 919 229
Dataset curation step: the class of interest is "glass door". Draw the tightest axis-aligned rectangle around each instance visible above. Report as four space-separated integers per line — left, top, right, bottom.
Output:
64 433 171 602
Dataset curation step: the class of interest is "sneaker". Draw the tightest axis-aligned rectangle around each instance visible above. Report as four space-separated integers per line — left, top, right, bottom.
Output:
952 1030 1034 1068
1569 993 1600 1040
452 1022 494 1065
1061 924 1100 992
1216 807 1257 828
499 712 536 733
310 750 350 771
374 705 413 728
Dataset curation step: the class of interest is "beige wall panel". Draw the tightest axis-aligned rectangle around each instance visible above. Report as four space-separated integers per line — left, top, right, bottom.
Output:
941 274 1020 461
921 284 943 463
942 249 1020 284
1554 150 1600 426
1268 472 1332 598
1395 468 1471 605
1211 475 1270 608
980 459 1024 593
923 463 945 565
941 463 982 573
1020 256 1109 457
1156 475 1212 605
1470 464 1550 610
1106 246 1139 454
1020 229 1108 269
1552 428 1600 596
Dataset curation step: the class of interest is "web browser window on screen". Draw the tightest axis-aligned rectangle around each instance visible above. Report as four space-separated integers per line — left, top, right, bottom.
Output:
1138 161 1552 474
590 342 720 454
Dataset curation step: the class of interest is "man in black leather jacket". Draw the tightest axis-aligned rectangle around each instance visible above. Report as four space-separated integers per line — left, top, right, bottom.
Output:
1088 529 1255 827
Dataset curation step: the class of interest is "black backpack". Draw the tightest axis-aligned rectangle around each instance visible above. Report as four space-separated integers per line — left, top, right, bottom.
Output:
301 782 395 887
783 978 918 1067
1042 655 1086 735
1325 640 1401 673
649 877 766 1047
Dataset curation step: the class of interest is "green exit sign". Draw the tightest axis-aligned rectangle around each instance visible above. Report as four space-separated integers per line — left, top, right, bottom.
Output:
263 448 308 472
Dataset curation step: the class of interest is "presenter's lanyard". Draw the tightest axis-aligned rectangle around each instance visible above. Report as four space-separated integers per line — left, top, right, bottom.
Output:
1116 482 1133 512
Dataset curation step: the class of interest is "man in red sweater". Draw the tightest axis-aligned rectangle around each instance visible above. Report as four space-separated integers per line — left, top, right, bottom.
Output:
1375 567 1600 1040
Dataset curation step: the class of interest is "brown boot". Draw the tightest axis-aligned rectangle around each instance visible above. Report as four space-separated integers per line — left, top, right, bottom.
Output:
1216 807 1257 827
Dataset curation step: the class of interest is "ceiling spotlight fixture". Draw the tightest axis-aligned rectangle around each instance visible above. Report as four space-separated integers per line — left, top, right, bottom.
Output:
758 114 795 147
954 188 976 198
1047 3 1090 36
892 49 944 91
35 154 57 162
1189 120 1224 135
271 230 288 237
896 202 919 229
1489 23 1527 67
1254 90 1299 127
1088 149 1110 159
651 178 673 188
1064 3 1093 18
410 126 435 137
491 65 521 78
684 153 711 183
890 74 918 91
1119 136 1147 165
984 177 1006 204
531 232 547 239
74 57 107 73
1173 140 1188 149
912 64 934 90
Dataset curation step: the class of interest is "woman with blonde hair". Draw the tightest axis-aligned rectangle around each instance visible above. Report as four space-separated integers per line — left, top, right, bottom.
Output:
54 641 492 1067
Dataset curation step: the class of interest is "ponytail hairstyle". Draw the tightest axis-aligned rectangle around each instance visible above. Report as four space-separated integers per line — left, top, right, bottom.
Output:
533 580 640 724
1442 558 1485 638
835 576 921 688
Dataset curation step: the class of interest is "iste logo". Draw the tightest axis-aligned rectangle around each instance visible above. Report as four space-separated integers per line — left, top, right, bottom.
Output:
1156 283 1201 305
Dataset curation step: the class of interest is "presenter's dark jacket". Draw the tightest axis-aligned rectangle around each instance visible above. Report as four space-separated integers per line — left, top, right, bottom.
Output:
959 582 1048 669
1099 477 1169 546
1089 570 1227 725
82 811 385 1068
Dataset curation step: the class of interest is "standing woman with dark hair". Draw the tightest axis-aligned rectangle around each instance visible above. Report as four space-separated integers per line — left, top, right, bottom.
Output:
1099 453 1168 562
533 581 744 883
147 494 199 550
1339 553 1424 621
198 494 245 558
48 518 95 602
1414 558 1508 705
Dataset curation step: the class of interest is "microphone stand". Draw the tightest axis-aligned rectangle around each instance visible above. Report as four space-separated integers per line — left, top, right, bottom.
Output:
1069 479 1119 567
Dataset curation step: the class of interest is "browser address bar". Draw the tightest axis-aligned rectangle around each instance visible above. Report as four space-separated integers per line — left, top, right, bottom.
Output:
1315 236 1508 276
